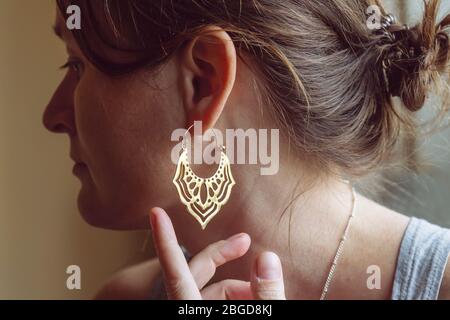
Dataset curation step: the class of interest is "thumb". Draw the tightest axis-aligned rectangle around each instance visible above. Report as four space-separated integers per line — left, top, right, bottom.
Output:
250 252 286 300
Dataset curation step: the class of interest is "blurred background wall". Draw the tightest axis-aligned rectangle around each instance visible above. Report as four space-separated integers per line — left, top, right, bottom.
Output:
0 0 150 299
0 0 450 299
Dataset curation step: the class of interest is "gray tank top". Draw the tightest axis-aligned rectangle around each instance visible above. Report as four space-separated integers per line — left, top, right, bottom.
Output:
391 217 450 299
149 217 450 300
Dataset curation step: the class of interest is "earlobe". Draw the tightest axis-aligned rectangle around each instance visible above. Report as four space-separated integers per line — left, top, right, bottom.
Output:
179 26 237 131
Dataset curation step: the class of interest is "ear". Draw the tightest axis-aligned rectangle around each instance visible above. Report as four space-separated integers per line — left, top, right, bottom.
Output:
179 26 237 131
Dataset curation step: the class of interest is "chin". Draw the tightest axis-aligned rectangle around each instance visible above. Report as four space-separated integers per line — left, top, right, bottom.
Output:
76 189 149 230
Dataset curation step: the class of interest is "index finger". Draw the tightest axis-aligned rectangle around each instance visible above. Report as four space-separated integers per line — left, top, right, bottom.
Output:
149 207 201 300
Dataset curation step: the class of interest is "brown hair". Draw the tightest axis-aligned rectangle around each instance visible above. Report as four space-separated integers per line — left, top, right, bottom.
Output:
58 0 450 177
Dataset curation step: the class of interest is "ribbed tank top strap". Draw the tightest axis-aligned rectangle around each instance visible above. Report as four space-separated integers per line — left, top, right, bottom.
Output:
392 217 450 300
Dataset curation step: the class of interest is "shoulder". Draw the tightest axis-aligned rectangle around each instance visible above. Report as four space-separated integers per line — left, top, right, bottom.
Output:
333 194 410 299
94 257 161 300
353 194 411 257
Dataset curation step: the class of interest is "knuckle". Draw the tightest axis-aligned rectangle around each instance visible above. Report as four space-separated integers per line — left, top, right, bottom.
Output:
206 241 228 266
212 249 228 266
165 278 188 299
206 240 225 254
256 288 285 300
216 280 228 297
254 280 285 300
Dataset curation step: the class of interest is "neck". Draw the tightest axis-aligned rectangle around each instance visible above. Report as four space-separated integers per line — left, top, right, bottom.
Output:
169 156 355 299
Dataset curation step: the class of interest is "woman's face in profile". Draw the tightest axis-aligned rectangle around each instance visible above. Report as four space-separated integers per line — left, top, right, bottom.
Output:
43 9 184 229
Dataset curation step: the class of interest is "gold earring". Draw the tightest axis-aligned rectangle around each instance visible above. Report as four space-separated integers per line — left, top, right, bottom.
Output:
172 126 236 230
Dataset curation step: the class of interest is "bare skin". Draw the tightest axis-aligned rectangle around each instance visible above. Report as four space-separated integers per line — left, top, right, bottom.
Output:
46 7 450 300
94 195 418 300
95 198 450 300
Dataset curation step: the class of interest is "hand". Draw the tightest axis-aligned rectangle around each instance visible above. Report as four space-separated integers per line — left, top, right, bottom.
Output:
149 207 286 300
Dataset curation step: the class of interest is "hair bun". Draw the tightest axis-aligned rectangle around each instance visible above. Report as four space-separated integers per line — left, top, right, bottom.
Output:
379 2 450 112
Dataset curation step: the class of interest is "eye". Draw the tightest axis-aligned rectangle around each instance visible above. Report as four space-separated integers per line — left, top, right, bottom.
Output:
59 58 84 77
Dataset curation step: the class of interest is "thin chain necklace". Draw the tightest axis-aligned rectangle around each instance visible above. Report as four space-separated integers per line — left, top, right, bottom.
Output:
319 185 357 300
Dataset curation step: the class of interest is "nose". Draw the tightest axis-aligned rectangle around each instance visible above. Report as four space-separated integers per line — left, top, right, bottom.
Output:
43 77 76 136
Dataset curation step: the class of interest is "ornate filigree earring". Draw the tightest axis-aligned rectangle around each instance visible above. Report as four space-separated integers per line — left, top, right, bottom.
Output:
173 125 236 230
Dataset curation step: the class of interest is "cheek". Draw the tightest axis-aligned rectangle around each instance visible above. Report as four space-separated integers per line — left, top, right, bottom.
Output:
73 67 184 223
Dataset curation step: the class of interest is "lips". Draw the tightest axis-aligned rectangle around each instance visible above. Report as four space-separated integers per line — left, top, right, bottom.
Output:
70 148 88 175
70 154 85 165
72 162 87 175
70 145 84 164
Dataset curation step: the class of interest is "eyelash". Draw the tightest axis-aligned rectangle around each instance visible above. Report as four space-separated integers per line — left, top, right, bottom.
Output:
59 59 83 75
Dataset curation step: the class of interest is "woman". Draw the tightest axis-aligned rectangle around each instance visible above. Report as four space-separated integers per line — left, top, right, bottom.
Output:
44 0 450 299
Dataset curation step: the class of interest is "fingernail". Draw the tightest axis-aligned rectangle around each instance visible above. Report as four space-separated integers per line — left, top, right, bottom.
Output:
149 208 161 228
257 252 281 280
226 233 245 242
150 208 171 232
222 233 247 253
